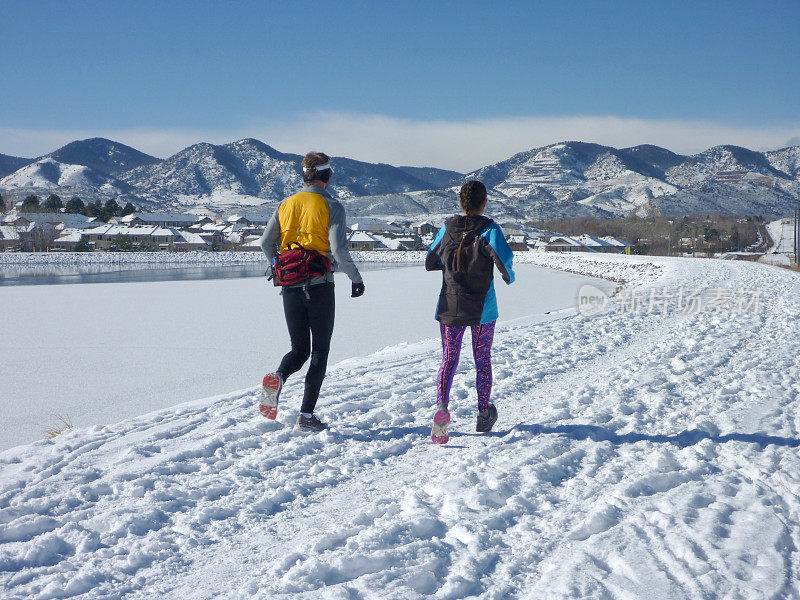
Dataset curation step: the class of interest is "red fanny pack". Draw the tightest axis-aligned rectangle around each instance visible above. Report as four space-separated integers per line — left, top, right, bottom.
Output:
271 242 332 286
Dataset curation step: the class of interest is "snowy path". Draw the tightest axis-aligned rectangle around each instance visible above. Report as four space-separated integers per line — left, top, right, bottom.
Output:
0 264 605 450
2 254 800 599
766 218 796 256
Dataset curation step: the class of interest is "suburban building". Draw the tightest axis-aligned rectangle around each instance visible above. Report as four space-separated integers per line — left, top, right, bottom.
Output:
347 231 388 251
116 213 208 228
348 218 404 234
172 231 213 252
411 220 441 236
81 225 181 250
507 234 529 251
236 235 265 251
543 236 588 252
9 213 100 230
0 225 24 251
227 213 271 227
370 231 424 251
51 229 85 251
539 235 631 253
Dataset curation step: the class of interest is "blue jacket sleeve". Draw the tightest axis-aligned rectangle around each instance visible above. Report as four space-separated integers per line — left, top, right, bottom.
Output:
482 224 515 284
425 226 446 271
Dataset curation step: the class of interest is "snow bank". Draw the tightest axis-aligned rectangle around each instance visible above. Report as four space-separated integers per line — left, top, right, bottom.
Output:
0 250 430 267
0 250 429 267
0 250 665 287
513 251 665 287
3 254 800 599
0 251 267 266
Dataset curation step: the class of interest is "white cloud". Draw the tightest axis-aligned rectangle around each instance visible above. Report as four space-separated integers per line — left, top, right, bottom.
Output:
2 113 800 173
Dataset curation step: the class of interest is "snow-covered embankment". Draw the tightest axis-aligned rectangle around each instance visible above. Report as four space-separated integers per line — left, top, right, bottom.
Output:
2 253 800 599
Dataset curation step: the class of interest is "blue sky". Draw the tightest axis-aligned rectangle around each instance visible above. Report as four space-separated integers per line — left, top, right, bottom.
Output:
2 0 799 170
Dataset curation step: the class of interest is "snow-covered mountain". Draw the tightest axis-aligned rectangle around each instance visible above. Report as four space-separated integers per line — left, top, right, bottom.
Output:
117 138 440 210
766 145 800 178
45 138 161 176
397 166 463 189
661 145 788 187
0 157 131 194
339 188 526 221
464 141 678 218
121 141 264 201
465 141 799 219
0 153 35 179
1 137 798 219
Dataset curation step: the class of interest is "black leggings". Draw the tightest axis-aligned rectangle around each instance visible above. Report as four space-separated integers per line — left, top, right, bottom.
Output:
277 282 335 414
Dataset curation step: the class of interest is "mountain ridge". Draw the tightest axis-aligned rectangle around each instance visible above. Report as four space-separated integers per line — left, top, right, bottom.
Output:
44 138 161 176
1 137 798 219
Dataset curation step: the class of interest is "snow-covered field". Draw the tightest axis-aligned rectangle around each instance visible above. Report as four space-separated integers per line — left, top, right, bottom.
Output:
2 253 800 599
0 264 607 451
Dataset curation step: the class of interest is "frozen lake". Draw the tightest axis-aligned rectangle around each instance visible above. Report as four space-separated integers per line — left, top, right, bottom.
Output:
0 264 615 450
0 261 412 286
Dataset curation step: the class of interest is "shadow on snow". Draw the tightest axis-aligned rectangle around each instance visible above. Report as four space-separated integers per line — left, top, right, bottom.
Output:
331 424 800 449
501 423 800 448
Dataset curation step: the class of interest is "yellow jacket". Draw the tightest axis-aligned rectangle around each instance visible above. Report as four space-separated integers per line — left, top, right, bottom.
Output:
259 184 363 284
277 190 330 254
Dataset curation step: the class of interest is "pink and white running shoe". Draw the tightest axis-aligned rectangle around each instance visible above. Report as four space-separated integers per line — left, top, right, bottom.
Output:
259 372 282 419
431 404 451 445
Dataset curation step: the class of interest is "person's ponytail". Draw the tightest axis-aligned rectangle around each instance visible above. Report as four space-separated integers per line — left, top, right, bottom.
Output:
456 214 470 272
456 181 487 272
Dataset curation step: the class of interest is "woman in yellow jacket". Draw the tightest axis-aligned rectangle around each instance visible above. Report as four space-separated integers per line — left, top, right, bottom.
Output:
258 152 364 431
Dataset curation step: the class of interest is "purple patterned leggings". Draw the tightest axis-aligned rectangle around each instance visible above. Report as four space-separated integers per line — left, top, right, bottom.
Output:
436 320 496 412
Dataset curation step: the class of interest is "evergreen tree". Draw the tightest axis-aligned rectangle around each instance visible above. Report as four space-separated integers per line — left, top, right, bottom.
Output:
75 236 92 252
86 200 105 219
44 194 63 211
65 197 85 214
0 194 5 213
121 202 136 216
110 234 133 251
21 195 40 212
104 199 121 219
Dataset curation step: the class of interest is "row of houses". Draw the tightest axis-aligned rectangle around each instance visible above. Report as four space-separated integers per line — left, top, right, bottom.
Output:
0 211 632 254
344 219 631 254
0 212 270 252
535 234 632 253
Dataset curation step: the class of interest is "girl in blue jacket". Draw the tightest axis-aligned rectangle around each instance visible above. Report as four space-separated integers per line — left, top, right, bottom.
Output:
425 180 515 444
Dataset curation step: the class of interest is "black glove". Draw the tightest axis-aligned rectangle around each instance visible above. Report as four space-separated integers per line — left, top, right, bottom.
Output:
266 266 279 287
351 282 365 298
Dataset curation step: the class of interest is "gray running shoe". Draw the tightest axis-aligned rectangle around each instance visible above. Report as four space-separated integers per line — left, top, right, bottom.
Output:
476 404 498 433
295 414 328 432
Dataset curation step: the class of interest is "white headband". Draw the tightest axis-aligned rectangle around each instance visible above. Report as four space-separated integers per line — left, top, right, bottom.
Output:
305 162 331 172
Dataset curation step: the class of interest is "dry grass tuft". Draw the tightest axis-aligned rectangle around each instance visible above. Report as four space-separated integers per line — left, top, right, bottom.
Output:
42 414 74 440
779 264 800 273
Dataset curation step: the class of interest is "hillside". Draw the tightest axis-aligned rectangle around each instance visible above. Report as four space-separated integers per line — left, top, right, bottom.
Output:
465 141 798 220
119 139 438 209
1 138 798 219
45 138 161 176
0 154 35 179
0 158 131 194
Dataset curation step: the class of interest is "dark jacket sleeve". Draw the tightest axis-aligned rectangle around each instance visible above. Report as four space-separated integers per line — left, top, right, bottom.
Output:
425 226 446 271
